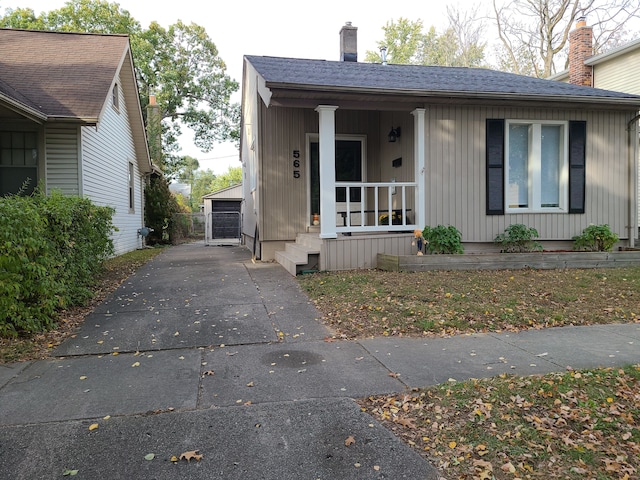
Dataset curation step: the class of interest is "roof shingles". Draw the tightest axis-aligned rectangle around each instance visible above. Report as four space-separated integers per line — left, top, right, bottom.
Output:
0 29 129 119
245 55 640 102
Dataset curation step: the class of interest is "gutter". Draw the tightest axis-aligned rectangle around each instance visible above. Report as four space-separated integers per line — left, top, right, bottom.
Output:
265 83 640 108
0 93 47 123
628 113 640 248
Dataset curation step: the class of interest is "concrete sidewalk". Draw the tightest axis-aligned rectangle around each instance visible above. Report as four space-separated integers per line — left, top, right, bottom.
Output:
0 242 638 479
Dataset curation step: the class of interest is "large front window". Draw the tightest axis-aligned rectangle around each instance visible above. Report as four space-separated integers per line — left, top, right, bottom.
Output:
506 121 568 212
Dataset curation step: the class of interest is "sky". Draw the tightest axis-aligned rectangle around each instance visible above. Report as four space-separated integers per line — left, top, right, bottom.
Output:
2 0 488 174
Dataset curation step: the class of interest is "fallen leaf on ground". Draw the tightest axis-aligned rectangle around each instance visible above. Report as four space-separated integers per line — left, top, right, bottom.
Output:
62 470 78 476
144 453 155 461
395 417 416 429
180 450 203 462
388 372 400 378
88 423 99 431
345 436 356 446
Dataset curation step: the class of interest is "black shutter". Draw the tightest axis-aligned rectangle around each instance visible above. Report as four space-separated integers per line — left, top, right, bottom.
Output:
568 120 586 214
486 119 505 215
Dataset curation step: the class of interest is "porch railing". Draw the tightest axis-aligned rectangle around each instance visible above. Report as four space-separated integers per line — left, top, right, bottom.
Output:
334 181 417 234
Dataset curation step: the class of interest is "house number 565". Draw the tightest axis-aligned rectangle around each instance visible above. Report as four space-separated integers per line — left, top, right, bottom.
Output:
292 150 300 178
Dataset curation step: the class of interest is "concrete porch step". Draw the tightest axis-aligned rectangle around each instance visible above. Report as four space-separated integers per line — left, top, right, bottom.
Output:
275 236 321 276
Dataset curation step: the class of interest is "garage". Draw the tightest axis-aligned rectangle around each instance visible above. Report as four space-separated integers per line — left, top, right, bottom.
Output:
202 184 243 246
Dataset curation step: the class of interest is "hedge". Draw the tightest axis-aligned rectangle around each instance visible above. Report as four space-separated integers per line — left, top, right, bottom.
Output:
0 192 115 337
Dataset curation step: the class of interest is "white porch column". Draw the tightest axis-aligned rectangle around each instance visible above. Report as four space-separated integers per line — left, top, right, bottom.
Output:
412 108 426 228
316 105 339 239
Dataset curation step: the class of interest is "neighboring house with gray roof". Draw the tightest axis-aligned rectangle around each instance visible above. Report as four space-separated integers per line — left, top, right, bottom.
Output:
0 28 153 255
241 23 640 274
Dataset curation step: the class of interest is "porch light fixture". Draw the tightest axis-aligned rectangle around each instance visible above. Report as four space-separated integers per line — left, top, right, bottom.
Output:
388 127 401 142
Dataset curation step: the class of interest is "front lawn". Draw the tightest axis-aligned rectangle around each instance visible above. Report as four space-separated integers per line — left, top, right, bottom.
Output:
360 365 640 479
298 267 640 339
300 267 640 479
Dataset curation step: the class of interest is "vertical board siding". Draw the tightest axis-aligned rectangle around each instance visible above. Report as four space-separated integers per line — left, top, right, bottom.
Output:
321 234 414 271
82 72 144 255
259 106 383 242
45 126 79 195
425 105 632 242
253 99 635 267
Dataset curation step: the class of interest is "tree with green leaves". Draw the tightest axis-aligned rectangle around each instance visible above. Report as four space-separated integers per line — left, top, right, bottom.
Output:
364 9 486 67
210 166 242 193
0 0 239 178
492 0 640 77
176 155 200 211
190 169 217 210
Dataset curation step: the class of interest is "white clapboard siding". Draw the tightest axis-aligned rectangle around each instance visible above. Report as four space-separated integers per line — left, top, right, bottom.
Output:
82 72 144 255
45 126 80 195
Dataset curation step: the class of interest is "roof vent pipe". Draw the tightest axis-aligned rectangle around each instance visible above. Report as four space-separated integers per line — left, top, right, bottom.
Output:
380 46 388 65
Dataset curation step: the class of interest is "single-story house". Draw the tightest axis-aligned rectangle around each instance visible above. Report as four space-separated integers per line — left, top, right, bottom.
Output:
240 22 640 274
203 183 243 246
549 17 640 226
0 28 153 255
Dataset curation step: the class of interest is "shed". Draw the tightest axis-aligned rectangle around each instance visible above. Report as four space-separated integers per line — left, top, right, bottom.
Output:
203 184 243 245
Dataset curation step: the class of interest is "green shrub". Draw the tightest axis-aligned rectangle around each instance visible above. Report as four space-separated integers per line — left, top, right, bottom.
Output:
573 224 618 252
144 175 180 244
0 192 115 337
422 225 464 254
0 196 59 336
38 192 115 304
494 224 542 252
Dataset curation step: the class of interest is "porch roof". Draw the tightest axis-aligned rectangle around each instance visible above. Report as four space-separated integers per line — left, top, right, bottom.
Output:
244 55 640 108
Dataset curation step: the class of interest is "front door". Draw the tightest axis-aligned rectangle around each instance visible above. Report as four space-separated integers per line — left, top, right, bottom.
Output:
310 138 364 227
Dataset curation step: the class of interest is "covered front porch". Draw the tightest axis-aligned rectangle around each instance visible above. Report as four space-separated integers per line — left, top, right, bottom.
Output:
313 105 425 239
274 106 427 275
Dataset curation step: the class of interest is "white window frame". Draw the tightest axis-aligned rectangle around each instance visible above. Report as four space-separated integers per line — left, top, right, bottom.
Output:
128 161 135 213
505 120 569 213
112 84 120 112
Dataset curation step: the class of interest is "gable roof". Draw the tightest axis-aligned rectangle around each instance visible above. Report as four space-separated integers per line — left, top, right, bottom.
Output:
0 28 131 121
245 55 640 108
0 28 151 173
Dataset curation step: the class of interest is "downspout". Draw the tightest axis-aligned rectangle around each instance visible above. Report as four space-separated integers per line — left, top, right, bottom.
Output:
628 113 640 248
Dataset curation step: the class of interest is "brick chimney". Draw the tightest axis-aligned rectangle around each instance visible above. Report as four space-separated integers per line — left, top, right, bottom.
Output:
569 17 593 86
340 22 357 62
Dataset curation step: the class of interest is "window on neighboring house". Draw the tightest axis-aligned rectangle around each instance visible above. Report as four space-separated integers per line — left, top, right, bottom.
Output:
486 119 586 215
0 131 38 196
128 162 135 212
112 84 120 112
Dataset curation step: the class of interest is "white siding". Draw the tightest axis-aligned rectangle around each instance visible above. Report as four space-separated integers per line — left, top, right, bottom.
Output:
593 49 640 95
45 126 80 195
81 72 145 255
